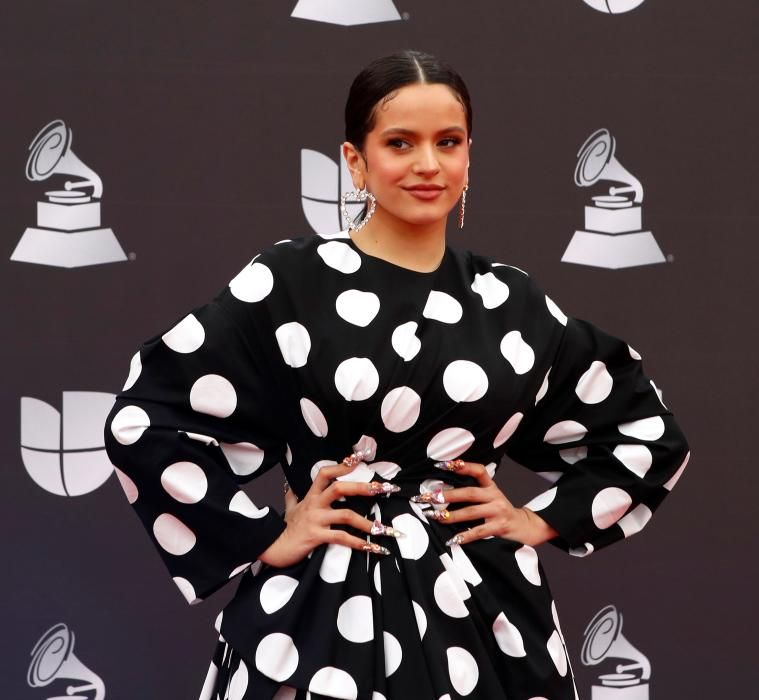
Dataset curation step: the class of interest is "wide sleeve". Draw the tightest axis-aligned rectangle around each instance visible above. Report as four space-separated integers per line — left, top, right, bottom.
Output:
104 254 289 604
504 290 690 557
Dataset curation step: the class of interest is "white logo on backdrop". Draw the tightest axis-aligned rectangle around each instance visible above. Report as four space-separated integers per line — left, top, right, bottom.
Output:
562 128 665 269
291 0 401 26
28 623 105 699
582 605 652 699
582 0 647 13
20 391 116 496
11 119 127 268
301 148 364 235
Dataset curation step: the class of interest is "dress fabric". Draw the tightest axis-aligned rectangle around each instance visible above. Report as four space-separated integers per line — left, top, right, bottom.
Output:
105 230 689 700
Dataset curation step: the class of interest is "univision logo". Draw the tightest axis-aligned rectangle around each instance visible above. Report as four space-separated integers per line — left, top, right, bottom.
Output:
291 0 401 26
20 391 116 496
582 0 647 13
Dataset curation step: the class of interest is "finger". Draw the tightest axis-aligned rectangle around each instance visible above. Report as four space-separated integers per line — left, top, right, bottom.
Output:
433 460 494 488
325 528 391 555
311 460 355 492
445 523 495 546
424 504 492 525
319 480 400 506
329 509 406 538
443 485 494 504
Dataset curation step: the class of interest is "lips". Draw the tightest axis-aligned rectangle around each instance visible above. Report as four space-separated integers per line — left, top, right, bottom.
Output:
404 185 445 191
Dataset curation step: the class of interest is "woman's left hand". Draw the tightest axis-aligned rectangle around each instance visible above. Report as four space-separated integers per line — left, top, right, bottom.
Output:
422 460 558 547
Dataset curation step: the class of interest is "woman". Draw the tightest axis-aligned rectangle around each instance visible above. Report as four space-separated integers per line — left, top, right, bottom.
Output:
105 50 689 700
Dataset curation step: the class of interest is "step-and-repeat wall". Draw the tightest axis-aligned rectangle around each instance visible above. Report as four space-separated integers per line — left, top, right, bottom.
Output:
2 1 756 698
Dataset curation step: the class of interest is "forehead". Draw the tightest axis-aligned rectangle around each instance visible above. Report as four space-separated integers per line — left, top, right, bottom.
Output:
371 83 467 133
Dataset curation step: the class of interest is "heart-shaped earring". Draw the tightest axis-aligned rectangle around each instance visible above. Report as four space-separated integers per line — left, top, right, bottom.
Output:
340 186 376 231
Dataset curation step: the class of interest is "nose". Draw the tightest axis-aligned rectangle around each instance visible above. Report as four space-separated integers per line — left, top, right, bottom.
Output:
412 143 440 174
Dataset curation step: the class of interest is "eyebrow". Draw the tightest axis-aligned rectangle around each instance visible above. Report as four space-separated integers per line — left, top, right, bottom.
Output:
379 126 467 137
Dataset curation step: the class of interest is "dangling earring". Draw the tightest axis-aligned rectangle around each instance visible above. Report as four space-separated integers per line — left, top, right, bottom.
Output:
340 186 377 231
458 184 468 229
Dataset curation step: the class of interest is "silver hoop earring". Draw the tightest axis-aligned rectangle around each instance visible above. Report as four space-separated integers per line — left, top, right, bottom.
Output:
340 186 376 231
458 184 468 229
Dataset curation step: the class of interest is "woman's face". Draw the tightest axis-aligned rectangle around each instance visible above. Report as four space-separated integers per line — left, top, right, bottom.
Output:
344 82 470 228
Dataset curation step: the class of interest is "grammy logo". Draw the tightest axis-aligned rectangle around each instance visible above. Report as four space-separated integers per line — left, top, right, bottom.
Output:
11 119 127 268
291 0 401 26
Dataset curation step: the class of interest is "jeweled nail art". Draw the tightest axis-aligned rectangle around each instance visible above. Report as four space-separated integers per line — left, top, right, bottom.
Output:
342 449 366 468
370 520 406 538
424 509 451 521
433 459 465 471
367 481 401 495
362 542 391 555
445 533 465 546
410 489 447 504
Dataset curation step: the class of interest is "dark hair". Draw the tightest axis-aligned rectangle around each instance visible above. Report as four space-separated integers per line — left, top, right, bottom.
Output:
345 50 472 156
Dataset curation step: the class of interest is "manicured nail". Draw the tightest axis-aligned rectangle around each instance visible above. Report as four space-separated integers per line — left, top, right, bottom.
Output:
434 459 465 472
445 534 465 547
362 542 391 555
424 509 451 521
370 520 406 538
410 489 447 504
367 481 401 495
342 450 366 468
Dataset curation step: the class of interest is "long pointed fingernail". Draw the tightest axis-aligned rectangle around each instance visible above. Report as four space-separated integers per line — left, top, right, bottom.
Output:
342 450 366 468
445 534 465 546
370 520 406 538
362 542 391 555
434 459 465 472
410 489 447 504
424 509 451 521
367 481 401 495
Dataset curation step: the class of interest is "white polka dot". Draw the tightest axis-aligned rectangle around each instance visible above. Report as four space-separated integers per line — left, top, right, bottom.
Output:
471 272 509 309
434 569 470 618
383 631 402 676
535 368 550 404
300 398 328 437
443 360 488 402
122 351 142 390
547 630 568 676
545 296 568 325
618 415 665 441
173 576 200 604
393 513 429 560
381 386 421 432
485 462 497 477
450 544 482 586
515 545 541 586
613 444 653 478
576 361 613 404
275 322 311 368
318 230 350 240
544 420 588 444
162 314 205 353
412 600 427 639
426 427 475 461
273 686 297 700
391 321 421 360
317 240 361 273
500 331 535 375
493 612 527 657
423 290 463 324
628 344 642 360
255 633 299 682
311 459 337 481
650 379 667 408
336 462 375 483
352 434 377 461
319 543 352 583
618 503 653 538
373 561 382 595
336 289 380 327
111 405 150 445
524 487 557 512
190 374 237 418
493 412 524 448
664 451 689 491
114 467 138 503
372 461 401 479
230 261 274 302
161 461 207 504
259 575 299 614
569 543 594 558
221 442 265 476
591 487 633 529
153 513 196 555
536 470 562 483
285 444 292 465
308 667 358 699
559 446 588 464
447 647 479 695
337 595 374 644
229 562 251 578
228 658 249 700
229 491 269 519
334 357 379 401
372 693 386 700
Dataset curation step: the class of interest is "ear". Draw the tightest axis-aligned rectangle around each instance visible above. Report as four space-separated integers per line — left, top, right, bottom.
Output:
342 142 366 189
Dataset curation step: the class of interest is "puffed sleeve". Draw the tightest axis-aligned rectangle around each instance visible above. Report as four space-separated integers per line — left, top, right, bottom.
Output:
504 285 690 557
104 252 289 603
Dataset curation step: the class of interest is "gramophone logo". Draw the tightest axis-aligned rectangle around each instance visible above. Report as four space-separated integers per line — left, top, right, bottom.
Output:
582 605 651 699
582 0 647 13
28 623 105 699
291 0 401 26
562 128 665 269
20 391 116 497
11 119 127 268
301 147 364 235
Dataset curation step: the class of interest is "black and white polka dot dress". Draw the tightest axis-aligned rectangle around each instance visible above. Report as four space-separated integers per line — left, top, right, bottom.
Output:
105 230 689 700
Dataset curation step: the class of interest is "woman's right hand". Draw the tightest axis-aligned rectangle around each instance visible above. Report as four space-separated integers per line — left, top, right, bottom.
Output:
258 460 402 569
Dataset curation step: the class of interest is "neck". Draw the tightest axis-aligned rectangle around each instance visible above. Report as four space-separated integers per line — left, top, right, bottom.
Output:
349 206 447 273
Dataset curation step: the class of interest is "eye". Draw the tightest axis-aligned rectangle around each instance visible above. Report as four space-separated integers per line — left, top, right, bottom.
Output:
387 138 410 149
440 137 462 147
